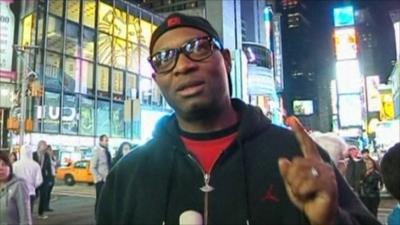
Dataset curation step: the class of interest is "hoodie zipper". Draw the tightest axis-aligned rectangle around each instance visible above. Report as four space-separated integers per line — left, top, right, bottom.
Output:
187 154 214 225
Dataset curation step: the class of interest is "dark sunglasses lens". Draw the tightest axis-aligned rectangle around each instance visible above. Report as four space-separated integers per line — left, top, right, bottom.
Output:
185 38 213 60
152 49 176 73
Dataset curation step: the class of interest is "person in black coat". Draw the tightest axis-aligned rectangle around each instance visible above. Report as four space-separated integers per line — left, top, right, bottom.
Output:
33 140 52 219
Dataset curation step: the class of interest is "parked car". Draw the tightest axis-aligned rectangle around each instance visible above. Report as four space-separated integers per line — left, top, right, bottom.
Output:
56 160 94 186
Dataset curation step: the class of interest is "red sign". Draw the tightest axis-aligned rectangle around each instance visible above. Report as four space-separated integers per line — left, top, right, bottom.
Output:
0 70 16 80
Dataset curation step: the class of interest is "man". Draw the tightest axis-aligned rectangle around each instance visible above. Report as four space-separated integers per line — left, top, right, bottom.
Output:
97 13 380 225
33 140 52 219
13 145 43 214
90 134 111 214
361 149 370 160
345 145 367 194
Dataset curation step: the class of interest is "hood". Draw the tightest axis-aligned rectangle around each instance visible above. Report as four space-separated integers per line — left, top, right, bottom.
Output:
152 99 271 141
19 145 33 160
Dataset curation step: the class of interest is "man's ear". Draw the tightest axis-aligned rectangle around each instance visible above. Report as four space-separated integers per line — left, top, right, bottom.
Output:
222 49 232 72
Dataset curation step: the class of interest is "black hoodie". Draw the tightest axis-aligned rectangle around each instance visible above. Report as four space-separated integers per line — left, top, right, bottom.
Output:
97 99 381 225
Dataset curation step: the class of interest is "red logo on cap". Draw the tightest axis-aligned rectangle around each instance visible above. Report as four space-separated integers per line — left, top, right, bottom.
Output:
167 16 181 27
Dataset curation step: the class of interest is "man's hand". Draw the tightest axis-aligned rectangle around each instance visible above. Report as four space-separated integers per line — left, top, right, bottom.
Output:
278 116 338 225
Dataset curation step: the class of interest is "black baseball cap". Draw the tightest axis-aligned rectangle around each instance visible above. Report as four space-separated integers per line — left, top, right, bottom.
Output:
150 13 222 55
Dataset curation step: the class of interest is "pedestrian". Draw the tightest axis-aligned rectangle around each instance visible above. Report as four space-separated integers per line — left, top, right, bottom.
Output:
45 145 57 212
0 151 32 225
96 13 380 225
9 151 18 164
345 145 366 194
90 134 111 215
112 142 136 166
13 145 43 213
33 140 52 219
361 149 370 160
311 132 348 176
380 143 400 225
359 155 382 217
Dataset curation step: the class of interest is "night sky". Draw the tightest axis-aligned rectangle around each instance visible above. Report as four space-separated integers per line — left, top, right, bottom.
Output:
303 0 399 83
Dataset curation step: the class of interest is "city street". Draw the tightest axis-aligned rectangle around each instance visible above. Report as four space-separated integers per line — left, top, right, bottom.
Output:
32 183 397 225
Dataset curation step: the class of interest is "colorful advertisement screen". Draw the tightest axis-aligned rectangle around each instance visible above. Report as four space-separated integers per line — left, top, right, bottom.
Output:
293 100 314 116
334 6 355 27
338 94 363 127
334 28 357 60
335 60 361 94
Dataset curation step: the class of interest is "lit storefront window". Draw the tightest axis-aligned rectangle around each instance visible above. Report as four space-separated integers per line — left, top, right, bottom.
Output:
82 28 95 60
126 73 137 99
64 56 80 93
65 22 80 57
43 92 61 133
113 37 127 69
80 60 94 95
97 100 111 136
45 52 62 90
112 103 124 137
127 41 140 74
98 2 114 35
47 16 64 53
83 0 96 28
112 70 124 100
80 97 95 136
140 77 152 105
49 0 63 17
98 32 112 65
97 65 110 97
67 0 80 24
62 95 78 134
22 14 33 46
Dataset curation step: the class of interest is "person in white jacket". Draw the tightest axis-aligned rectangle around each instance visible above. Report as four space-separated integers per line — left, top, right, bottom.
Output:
13 145 43 213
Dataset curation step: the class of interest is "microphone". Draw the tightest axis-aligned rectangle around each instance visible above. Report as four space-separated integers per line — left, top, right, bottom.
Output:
179 210 203 225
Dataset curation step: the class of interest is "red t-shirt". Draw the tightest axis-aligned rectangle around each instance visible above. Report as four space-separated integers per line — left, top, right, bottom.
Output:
180 128 238 174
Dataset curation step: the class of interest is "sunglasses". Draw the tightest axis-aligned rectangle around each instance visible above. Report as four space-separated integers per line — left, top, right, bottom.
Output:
148 36 223 74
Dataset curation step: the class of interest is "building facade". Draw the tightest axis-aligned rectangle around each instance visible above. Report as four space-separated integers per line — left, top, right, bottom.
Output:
3 0 170 157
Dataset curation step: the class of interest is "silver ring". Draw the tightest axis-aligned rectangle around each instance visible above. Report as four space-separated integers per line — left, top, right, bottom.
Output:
310 167 319 177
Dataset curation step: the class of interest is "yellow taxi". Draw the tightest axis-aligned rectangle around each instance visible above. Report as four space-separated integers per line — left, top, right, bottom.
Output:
56 160 94 186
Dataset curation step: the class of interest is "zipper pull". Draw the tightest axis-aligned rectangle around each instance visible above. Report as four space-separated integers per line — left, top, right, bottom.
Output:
200 173 214 192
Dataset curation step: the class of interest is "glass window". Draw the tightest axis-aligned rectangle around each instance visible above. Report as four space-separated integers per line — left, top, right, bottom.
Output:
127 14 140 43
80 97 94 136
140 20 153 47
111 102 124 137
80 60 94 95
43 91 61 133
98 32 112 65
67 0 80 23
113 8 127 39
44 52 62 90
49 0 63 17
96 100 110 136
74 161 88 169
62 94 78 134
139 46 153 77
82 28 95 60
126 73 137 99
64 57 80 93
151 82 163 107
127 42 140 74
112 70 124 100
37 11 44 45
113 37 127 69
98 2 114 35
47 16 64 52
83 0 96 28
139 77 152 105
97 65 110 97
65 22 80 57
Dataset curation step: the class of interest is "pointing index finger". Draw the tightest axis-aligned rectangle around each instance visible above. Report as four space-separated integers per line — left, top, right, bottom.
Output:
286 116 322 160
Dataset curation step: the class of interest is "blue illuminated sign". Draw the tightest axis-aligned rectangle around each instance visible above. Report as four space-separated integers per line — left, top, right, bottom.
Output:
334 6 355 27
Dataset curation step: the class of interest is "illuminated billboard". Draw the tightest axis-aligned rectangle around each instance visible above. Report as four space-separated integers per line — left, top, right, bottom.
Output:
335 60 362 94
366 76 381 112
338 94 363 127
333 6 355 27
293 100 314 116
333 28 357 60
